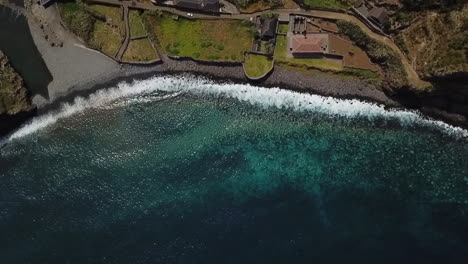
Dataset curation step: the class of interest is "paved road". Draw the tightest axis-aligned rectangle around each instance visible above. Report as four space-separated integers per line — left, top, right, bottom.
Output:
89 0 430 89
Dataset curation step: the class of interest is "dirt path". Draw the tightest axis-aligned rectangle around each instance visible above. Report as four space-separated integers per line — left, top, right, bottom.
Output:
87 0 431 89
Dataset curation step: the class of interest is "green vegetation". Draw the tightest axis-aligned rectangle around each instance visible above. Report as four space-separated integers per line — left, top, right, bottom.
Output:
59 2 95 41
145 13 253 61
87 4 122 23
59 2 124 57
401 0 466 11
337 21 407 89
297 0 351 9
87 3 125 56
342 67 381 85
273 34 380 82
258 40 274 54
278 23 289 34
233 0 283 9
89 20 123 57
274 35 343 71
129 10 147 39
244 53 274 78
123 38 158 62
0 51 31 115
394 6 467 78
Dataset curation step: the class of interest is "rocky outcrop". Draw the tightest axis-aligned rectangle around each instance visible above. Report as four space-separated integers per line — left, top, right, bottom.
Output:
0 51 32 115
0 50 35 137
391 2 468 80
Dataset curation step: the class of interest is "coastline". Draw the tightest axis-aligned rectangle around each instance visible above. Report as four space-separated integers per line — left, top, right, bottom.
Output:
36 60 399 114
1 2 467 139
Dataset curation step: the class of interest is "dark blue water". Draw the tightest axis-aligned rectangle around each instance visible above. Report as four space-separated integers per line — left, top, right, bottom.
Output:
1 77 467 263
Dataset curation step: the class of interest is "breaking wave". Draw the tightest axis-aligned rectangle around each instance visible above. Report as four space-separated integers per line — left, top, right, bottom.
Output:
5 74 468 142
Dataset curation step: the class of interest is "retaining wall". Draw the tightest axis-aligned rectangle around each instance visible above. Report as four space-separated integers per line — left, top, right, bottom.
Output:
242 51 275 81
167 55 243 66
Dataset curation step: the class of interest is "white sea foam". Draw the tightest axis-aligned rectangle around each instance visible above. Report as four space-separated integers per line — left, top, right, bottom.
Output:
6 74 468 142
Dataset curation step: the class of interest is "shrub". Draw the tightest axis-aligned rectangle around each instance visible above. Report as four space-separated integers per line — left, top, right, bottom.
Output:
401 0 465 11
337 21 407 89
208 55 221 60
261 12 279 20
201 41 212 48
193 52 201 58
217 44 225 51
170 49 180 55
269 0 283 8
60 2 96 42
448 33 468 50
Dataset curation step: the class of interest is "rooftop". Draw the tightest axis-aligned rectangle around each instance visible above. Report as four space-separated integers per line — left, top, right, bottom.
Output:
289 33 329 54
368 7 389 25
261 18 277 39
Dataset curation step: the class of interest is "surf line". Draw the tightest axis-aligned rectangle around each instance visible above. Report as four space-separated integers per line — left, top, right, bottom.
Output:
5 74 468 143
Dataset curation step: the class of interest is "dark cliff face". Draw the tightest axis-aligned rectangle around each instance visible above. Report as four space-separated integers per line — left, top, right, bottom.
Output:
391 78 468 129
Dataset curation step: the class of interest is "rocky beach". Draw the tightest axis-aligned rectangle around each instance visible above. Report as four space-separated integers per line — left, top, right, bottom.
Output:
1 1 467 139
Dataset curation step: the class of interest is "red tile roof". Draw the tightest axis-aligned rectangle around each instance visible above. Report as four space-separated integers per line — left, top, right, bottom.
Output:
291 34 328 53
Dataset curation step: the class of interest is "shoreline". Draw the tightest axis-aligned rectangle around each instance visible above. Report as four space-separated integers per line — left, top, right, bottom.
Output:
38 60 399 114
1 3 467 138
17 55 468 136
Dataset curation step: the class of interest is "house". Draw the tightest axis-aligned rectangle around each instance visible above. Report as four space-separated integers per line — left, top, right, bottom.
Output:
354 0 369 17
260 18 278 40
288 33 329 58
173 0 220 13
368 7 389 28
353 0 389 29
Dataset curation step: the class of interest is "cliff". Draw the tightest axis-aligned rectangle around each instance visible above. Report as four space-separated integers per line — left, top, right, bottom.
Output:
0 50 35 137
385 0 468 80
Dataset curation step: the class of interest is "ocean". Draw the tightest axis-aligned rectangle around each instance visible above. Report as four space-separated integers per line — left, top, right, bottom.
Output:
1 75 467 263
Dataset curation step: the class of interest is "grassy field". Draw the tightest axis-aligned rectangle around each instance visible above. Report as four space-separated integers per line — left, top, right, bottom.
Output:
88 4 123 24
90 20 124 57
58 2 96 41
129 10 147 39
278 24 289 34
86 5 124 57
337 21 408 89
244 53 274 78
146 14 253 61
274 35 343 71
300 0 352 9
342 67 381 84
123 38 158 62
59 3 124 58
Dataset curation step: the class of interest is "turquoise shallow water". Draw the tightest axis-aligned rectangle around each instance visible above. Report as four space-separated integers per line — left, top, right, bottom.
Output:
1 76 468 263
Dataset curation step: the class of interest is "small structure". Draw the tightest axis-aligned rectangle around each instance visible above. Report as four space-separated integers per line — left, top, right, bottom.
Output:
354 1 389 29
368 7 389 28
173 0 220 13
288 33 329 58
292 16 307 34
354 0 369 17
260 18 278 40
